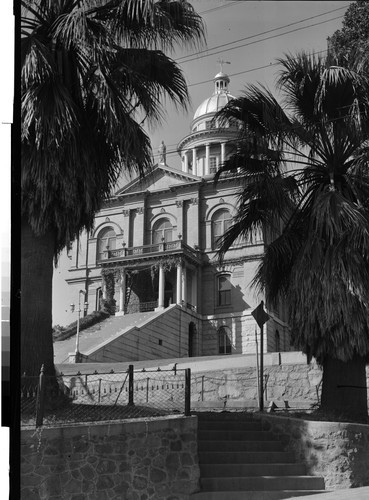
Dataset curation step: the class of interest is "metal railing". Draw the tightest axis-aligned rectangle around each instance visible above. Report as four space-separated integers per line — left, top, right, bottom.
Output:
124 301 158 314
21 365 191 428
99 240 199 263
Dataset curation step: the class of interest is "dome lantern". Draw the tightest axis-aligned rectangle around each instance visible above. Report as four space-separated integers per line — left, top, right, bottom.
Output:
214 72 230 94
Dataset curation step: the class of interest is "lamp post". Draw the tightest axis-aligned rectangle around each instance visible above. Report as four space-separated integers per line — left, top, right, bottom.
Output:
70 290 88 363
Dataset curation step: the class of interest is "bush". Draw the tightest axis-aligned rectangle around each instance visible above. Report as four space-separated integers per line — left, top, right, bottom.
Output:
53 309 110 342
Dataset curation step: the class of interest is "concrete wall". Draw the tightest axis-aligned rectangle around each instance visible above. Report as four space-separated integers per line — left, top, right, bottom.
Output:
261 415 369 490
21 416 200 500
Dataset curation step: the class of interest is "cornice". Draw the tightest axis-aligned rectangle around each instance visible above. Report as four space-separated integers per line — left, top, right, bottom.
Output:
178 128 238 152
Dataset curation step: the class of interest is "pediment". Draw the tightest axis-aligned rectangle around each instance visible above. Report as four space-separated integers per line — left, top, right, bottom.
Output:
115 164 199 196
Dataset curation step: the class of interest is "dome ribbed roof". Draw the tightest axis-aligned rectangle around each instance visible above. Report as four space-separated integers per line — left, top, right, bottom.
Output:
192 72 234 121
193 92 234 120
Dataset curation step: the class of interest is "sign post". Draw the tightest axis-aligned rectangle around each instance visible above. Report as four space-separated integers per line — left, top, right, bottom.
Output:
252 301 270 412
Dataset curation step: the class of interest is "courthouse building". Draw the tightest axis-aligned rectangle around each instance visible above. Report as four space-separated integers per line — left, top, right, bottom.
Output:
61 72 290 363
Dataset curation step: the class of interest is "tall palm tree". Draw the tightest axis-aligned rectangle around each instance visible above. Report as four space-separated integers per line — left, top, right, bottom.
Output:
215 52 369 418
21 0 205 377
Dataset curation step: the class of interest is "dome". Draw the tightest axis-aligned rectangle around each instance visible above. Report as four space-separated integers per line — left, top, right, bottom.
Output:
193 72 234 121
193 92 234 120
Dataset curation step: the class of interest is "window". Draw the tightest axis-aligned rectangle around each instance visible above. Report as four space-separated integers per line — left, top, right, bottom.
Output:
152 218 173 244
275 330 280 352
209 157 217 174
97 227 116 260
218 275 231 306
212 209 232 249
218 326 232 354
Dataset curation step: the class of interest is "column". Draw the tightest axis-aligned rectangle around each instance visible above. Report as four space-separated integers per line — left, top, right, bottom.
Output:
192 269 198 311
192 148 197 176
205 220 212 251
116 270 126 316
182 265 187 306
176 262 182 305
156 264 165 310
184 152 189 173
205 144 210 176
122 210 130 247
221 142 226 164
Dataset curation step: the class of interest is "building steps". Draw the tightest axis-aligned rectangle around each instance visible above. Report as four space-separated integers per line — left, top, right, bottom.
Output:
53 310 160 363
190 412 325 500
190 491 328 500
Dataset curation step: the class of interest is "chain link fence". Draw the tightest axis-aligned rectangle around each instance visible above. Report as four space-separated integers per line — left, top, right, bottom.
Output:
21 365 190 428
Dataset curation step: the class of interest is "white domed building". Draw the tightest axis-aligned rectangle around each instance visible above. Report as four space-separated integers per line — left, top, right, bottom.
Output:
56 73 290 364
178 72 238 176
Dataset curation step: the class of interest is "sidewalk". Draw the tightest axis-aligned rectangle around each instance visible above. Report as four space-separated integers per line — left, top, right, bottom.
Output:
290 486 369 499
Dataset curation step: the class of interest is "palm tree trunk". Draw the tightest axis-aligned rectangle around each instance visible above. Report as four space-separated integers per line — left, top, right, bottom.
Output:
21 219 56 377
321 355 368 418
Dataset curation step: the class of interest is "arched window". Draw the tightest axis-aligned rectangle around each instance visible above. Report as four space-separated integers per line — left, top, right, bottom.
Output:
212 209 232 249
97 227 116 260
218 326 232 354
152 218 173 244
217 274 231 306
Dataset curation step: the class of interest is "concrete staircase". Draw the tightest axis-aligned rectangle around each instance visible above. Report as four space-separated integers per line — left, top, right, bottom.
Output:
53 310 160 363
190 412 326 500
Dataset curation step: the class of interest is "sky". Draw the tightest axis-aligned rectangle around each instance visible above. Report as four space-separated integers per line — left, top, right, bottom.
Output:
52 0 351 326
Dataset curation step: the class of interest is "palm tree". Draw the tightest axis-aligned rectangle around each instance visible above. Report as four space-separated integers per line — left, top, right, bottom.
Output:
21 0 205 377
215 52 369 418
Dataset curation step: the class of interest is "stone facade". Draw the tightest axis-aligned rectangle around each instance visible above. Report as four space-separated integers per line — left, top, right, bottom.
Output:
21 416 200 500
261 415 369 490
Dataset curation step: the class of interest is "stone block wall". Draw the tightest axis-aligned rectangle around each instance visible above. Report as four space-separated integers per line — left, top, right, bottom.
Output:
191 358 369 408
191 362 324 407
261 414 369 490
21 416 200 500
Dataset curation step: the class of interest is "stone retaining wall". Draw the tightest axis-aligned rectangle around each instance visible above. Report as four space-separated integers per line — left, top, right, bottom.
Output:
21 416 199 500
192 362 323 406
191 358 369 408
261 414 369 490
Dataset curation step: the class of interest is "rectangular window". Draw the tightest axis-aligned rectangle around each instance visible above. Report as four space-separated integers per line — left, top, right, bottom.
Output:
218 275 231 306
209 157 217 174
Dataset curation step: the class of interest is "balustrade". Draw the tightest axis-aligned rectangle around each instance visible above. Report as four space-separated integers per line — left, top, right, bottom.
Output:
100 240 194 262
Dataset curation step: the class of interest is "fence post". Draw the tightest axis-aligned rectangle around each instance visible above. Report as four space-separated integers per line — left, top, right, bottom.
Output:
185 368 191 416
36 365 46 427
128 364 134 406
98 379 102 403
201 375 204 402
146 377 150 403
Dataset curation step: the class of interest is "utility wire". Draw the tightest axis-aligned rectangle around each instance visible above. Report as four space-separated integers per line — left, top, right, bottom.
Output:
187 49 328 88
153 107 367 159
177 6 347 62
179 15 343 66
197 1 240 16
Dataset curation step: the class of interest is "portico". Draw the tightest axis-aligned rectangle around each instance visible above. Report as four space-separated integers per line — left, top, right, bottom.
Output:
100 240 200 315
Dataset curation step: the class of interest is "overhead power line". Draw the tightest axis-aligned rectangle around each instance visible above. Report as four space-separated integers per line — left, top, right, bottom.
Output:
177 6 347 63
179 15 343 66
197 1 240 16
187 49 328 88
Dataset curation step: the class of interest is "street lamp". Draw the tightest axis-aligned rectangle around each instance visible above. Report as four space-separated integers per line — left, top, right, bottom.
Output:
70 290 88 363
